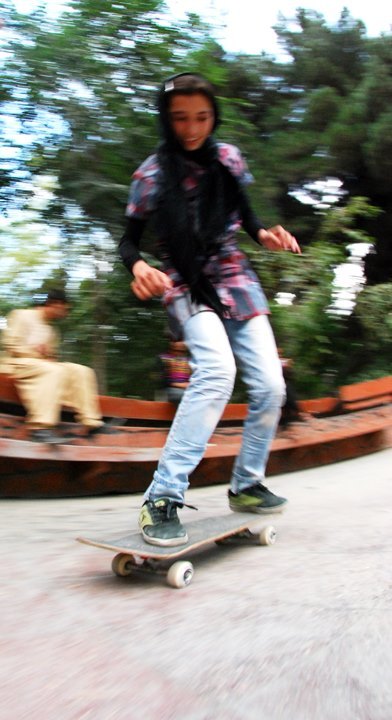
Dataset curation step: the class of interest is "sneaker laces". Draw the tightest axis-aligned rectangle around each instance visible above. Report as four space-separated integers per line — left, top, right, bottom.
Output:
150 499 198 521
242 483 270 496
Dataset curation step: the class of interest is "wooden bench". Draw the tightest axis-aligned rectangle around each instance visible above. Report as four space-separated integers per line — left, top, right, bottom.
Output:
298 397 340 417
339 376 392 412
0 373 247 426
296 377 392 416
97 395 247 426
0 373 22 410
1 372 390 425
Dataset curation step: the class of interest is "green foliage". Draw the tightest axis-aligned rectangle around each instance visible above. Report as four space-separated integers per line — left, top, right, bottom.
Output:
271 287 347 398
274 8 366 93
303 87 341 132
61 266 168 397
259 242 348 397
365 110 392 193
318 196 381 245
349 284 392 379
245 202 386 398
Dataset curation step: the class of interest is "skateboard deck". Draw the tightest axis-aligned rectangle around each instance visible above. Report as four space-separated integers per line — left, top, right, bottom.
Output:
77 514 277 588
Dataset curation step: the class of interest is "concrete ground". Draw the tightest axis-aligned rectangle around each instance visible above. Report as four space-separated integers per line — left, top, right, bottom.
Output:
1 448 392 720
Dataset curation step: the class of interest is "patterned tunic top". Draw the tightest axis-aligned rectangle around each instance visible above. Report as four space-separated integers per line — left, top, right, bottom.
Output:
123 142 270 334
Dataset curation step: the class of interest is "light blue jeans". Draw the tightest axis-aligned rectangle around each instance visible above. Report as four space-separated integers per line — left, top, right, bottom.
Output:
145 312 286 502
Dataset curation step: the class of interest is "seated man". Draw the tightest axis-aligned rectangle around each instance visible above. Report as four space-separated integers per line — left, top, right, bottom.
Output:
0 289 109 443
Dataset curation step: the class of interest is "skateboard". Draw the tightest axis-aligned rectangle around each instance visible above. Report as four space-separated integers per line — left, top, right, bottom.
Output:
76 514 277 589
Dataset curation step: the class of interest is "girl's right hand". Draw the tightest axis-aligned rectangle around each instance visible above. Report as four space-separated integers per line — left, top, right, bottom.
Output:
131 259 173 300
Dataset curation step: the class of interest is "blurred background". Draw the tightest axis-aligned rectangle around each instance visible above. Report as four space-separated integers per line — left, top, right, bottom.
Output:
0 0 391 400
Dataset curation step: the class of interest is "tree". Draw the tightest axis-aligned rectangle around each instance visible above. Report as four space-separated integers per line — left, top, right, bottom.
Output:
269 9 392 280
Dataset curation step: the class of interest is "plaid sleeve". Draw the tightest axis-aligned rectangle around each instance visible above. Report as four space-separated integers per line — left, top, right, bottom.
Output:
125 154 160 219
217 143 254 186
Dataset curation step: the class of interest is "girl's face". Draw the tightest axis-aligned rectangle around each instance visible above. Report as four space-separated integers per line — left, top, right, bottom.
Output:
168 92 215 151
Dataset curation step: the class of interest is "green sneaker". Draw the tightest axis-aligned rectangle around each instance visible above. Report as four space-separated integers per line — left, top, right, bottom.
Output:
139 497 188 547
228 483 288 514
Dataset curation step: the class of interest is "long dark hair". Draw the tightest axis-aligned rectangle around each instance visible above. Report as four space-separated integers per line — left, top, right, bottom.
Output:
155 73 240 314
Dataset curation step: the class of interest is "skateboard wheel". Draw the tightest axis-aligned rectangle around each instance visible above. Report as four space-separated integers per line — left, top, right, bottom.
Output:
111 553 135 577
258 526 277 546
166 561 194 588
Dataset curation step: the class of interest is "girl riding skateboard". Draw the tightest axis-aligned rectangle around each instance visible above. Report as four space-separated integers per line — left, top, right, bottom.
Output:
120 72 301 546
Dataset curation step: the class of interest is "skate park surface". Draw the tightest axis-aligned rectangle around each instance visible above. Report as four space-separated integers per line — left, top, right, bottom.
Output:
1 448 391 720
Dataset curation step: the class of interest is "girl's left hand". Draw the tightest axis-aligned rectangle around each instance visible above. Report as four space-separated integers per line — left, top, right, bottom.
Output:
258 226 301 254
